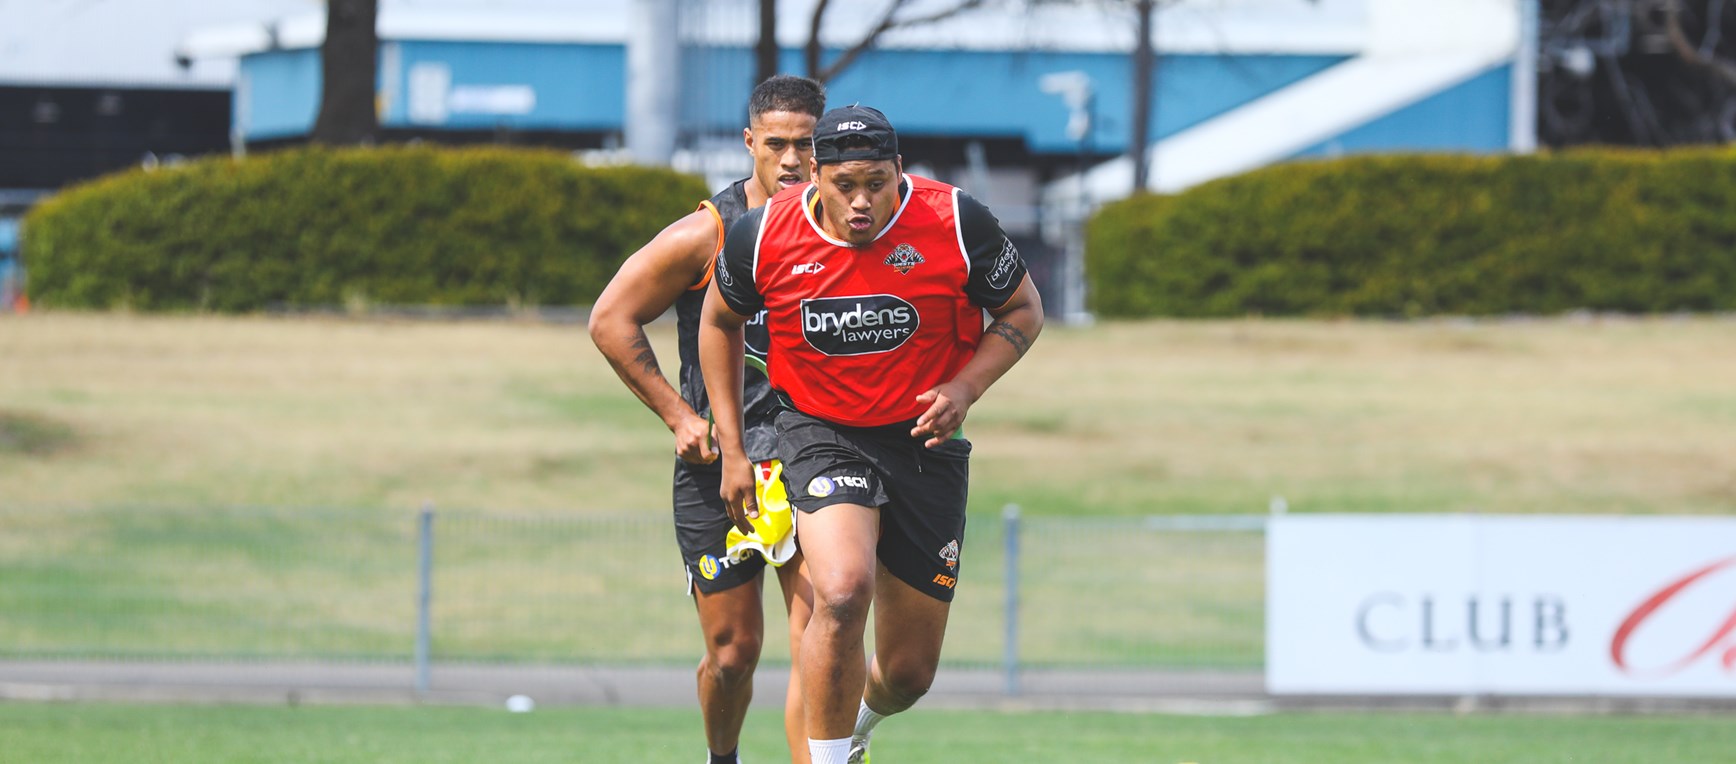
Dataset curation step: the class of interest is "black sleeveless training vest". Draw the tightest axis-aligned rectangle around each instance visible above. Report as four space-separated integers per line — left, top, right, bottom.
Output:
675 178 779 462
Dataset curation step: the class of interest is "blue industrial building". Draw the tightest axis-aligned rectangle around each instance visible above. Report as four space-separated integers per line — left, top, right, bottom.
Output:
172 0 1535 318
232 39 1366 158
188 0 1531 210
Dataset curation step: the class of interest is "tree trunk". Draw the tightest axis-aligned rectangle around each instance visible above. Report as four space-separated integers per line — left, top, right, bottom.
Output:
806 0 833 80
311 0 380 146
756 0 780 84
1130 0 1155 192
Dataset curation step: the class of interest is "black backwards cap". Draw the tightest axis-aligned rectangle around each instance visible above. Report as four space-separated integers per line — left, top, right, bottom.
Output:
813 104 899 165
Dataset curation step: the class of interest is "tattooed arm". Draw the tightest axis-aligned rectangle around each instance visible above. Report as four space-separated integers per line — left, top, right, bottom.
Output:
588 208 721 464
911 274 1044 447
984 316 1034 357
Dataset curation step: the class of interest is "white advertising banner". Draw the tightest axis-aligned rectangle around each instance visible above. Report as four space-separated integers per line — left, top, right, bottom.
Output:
1267 515 1736 696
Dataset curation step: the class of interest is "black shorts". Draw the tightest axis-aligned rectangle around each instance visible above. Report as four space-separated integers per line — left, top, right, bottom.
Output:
775 409 971 602
673 459 768 594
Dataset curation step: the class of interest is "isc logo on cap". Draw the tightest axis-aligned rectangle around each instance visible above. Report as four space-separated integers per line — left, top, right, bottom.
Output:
838 120 867 130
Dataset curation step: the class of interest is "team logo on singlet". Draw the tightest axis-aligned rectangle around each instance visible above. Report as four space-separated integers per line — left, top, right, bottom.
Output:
884 243 925 274
800 295 919 356
939 539 960 570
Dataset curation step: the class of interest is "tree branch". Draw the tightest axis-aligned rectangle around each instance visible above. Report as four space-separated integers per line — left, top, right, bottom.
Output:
812 0 989 84
756 0 779 84
1660 0 1736 88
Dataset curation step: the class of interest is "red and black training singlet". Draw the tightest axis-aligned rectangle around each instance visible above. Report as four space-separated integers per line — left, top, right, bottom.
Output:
714 174 1027 428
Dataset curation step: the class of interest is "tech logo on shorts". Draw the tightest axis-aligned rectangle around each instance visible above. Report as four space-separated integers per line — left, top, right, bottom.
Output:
800 295 918 356
807 474 868 497
697 551 750 581
806 476 836 498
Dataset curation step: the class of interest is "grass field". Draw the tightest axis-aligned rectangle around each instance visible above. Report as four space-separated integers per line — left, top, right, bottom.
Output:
1 312 1732 665
2 313 1733 758
0 502 1265 666
3 702 1734 763
2 311 1733 516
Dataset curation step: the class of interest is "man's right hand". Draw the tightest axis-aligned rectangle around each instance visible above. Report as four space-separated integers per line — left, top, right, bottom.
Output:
672 413 718 464
719 454 758 535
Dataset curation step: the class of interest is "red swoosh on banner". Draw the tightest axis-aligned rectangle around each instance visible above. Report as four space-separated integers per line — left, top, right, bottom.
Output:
1610 555 1736 678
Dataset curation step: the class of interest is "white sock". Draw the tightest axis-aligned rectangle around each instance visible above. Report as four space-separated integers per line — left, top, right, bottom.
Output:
853 699 888 738
808 737 852 764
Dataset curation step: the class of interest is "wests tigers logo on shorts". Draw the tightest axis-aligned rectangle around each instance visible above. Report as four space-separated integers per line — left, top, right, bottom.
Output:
800 295 919 356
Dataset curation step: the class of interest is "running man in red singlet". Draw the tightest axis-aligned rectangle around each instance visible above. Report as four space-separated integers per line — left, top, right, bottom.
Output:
700 104 1044 764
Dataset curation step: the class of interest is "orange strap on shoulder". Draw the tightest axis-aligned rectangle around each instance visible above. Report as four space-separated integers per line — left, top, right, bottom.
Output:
692 200 724 292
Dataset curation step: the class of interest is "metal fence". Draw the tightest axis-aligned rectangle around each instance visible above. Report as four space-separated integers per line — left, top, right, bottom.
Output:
0 505 1266 681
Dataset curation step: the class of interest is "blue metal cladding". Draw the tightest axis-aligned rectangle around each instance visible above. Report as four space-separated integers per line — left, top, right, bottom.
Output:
1292 65 1514 157
679 47 1347 155
0 217 18 254
240 48 322 140
240 41 623 139
385 40 624 130
819 49 1348 154
241 40 1513 160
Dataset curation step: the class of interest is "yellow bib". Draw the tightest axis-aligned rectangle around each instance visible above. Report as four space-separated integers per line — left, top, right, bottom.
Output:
725 459 798 566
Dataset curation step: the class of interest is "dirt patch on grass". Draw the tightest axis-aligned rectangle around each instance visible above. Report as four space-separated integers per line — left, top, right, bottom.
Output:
0 410 79 456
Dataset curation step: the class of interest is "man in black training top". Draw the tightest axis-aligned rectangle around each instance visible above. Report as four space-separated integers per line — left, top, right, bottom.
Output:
590 75 826 764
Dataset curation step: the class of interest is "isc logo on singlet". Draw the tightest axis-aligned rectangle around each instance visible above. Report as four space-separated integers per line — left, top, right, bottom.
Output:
799 295 919 356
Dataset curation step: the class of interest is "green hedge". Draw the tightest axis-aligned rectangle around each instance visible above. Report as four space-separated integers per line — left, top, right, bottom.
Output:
23 145 711 311
1087 149 1736 317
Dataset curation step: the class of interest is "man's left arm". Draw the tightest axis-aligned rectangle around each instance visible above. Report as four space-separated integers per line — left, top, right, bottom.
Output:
701 206 771 531
911 193 1045 447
